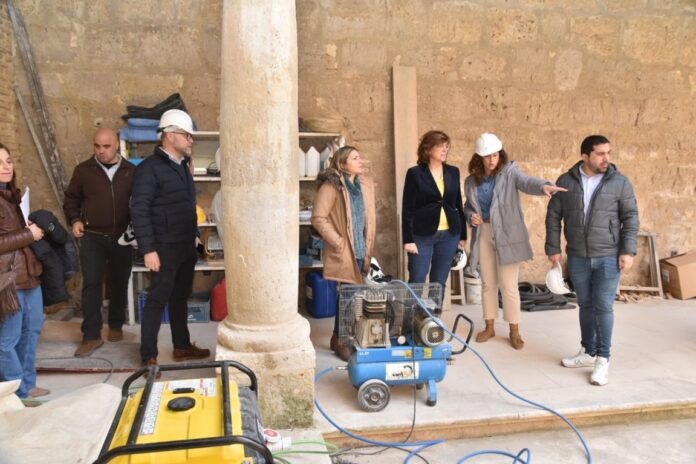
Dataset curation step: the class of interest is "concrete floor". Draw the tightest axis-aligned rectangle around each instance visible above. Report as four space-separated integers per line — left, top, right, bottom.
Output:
26 298 696 463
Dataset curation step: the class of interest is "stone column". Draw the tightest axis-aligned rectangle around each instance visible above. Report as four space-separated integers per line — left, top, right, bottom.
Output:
217 0 315 428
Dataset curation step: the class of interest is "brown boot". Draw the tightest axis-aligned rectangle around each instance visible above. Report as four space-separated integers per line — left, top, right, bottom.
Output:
475 319 495 343
330 332 352 362
509 324 525 350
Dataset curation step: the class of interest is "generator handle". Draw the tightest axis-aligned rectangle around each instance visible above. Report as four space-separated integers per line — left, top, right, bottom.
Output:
97 360 261 462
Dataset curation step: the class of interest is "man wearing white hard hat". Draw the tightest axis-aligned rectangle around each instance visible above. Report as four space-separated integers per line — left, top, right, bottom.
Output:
546 135 639 386
130 109 210 368
464 133 566 350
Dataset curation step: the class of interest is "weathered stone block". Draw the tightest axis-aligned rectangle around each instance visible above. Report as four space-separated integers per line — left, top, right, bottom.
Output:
623 16 682 65
554 49 583 91
680 18 696 67
429 1 483 44
538 12 570 46
487 9 538 44
570 16 621 57
459 51 507 81
339 40 388 78
511 47 555 87
603 0 649 12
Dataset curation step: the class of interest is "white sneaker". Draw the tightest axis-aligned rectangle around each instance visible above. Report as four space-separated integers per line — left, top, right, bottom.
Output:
590 357 610 386
561 347 596 368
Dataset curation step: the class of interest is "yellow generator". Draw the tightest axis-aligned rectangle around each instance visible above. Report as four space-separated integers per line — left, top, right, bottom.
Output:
94 361 273 464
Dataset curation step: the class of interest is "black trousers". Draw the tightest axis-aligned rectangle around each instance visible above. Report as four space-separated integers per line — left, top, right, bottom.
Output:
80 233 133 340
140 242 196 361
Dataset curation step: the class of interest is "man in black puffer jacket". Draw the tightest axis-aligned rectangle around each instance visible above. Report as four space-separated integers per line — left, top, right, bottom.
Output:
130 109 210 368
545 135 639 387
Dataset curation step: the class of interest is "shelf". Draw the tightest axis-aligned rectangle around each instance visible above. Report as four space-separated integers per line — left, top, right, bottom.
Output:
191 131 220 138
299 220 312 226
199 222 217 227
193 175 221 182
299 132 340 138
300 259 323 269
133 262 225 273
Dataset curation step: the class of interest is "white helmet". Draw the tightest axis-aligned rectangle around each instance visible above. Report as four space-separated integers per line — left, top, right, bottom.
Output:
158 109 194 134
451 249 467 271
475 133 503 157
546 262 571 295
365 257 391 285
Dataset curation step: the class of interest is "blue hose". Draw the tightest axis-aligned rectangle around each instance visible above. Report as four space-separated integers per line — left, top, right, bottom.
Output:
314 280 593 464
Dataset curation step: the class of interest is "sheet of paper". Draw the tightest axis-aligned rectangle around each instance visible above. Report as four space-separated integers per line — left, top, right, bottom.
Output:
20 187 30 223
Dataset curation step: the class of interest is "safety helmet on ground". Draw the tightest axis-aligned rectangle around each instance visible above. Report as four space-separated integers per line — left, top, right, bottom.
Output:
546 262 571 295
451 249 467 271
158 109 194 135
365 257 392 285
475 133 503 157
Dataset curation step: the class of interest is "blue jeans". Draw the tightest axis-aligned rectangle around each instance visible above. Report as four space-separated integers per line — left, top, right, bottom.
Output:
0 286 44 398
408 230 459 289
567 255 621 359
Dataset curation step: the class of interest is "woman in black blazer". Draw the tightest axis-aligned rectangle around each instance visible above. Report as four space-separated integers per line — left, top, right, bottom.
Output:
402 130 467 290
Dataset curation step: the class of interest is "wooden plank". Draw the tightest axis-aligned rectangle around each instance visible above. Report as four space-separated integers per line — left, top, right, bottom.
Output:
392 65 418 280
14 87 63 207
8 0 68 201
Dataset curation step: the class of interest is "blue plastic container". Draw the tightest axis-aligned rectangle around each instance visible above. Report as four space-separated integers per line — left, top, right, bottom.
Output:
138 291 170 324
305 271 337 318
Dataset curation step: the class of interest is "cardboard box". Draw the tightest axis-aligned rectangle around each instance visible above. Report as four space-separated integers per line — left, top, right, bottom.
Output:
660 251 696 299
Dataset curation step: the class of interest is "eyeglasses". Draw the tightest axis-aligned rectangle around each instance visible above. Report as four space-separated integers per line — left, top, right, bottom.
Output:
170 131 194 141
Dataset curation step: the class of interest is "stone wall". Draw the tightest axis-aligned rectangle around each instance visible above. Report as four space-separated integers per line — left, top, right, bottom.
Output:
0 2 16 153
297 0 696 284
12 0 696 287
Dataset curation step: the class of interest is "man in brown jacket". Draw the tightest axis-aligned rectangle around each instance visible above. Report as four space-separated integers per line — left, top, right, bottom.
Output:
64 128 136 357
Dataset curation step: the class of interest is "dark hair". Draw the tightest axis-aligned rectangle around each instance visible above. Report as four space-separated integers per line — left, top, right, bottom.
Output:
0 143 19 199
416 130 450 166
467 149 509 185
580 135 610 156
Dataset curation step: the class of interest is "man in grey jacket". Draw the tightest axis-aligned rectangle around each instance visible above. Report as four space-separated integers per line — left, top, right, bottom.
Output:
545 135 639 386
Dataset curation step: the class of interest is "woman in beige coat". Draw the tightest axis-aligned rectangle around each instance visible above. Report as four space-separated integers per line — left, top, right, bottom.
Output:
311 146 376 361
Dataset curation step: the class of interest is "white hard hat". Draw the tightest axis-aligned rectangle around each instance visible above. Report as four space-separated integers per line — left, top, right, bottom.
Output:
475 133 503 157
365 257 391 285
546 262 571 295
451 249 467 271
158 109 194 134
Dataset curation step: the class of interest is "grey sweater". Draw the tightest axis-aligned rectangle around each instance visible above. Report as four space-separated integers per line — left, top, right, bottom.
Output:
545 161 639 258
464 161 550 269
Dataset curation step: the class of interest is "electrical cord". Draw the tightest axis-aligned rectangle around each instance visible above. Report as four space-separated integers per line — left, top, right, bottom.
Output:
315 366 444 455
331 302 430 464
315 280 593 464
36 356 116 383
393 279 593 464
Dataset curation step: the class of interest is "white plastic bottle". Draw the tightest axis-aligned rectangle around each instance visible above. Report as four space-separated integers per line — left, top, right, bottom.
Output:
298 147 306 177
305 146 320 178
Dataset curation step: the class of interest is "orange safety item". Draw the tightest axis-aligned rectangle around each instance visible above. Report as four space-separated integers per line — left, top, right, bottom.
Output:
211 279 228 321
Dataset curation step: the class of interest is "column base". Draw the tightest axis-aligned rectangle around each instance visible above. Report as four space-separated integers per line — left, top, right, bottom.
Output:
216 314 316 428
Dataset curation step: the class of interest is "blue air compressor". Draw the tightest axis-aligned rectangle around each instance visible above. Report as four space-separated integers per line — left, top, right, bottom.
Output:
338 282 472 412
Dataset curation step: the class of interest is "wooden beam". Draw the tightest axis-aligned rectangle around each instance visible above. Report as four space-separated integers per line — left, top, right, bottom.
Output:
8 0 68 203
392 66 418 280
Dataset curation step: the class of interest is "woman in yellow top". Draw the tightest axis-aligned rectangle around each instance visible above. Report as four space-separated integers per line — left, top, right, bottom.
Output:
402 130 467 290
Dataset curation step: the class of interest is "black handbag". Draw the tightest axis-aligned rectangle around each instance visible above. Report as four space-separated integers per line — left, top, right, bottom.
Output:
0 251 20 323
